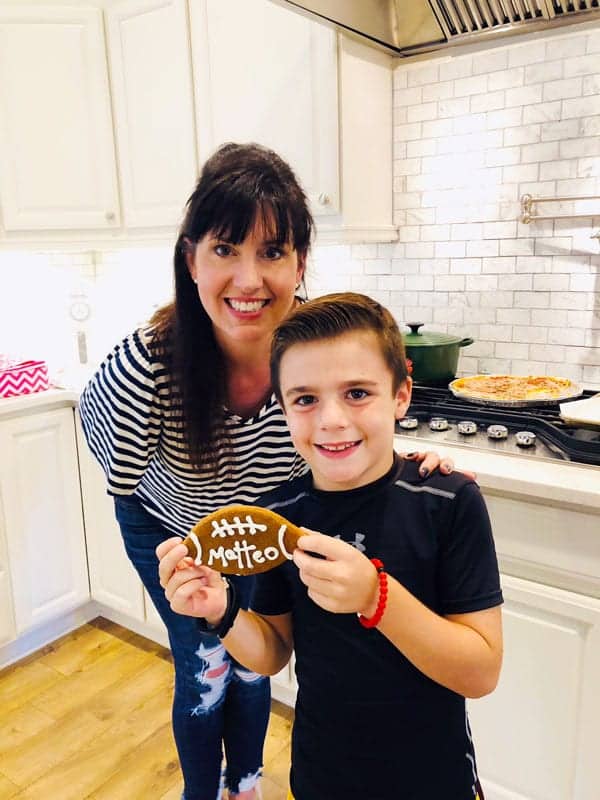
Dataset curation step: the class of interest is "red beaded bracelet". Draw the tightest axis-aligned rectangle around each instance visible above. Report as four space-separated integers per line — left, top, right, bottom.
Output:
358 558 388 628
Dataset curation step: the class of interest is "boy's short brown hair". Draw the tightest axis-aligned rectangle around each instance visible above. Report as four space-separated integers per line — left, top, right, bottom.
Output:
270 292 409 405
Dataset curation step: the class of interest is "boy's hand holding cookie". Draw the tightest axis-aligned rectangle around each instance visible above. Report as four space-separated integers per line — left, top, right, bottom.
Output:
293 532 380 618
156 537 228 622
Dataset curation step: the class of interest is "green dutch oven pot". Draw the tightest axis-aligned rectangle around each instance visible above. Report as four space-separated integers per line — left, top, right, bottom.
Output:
403 323 474 387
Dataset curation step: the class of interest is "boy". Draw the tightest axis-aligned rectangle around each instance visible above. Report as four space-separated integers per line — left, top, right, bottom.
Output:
158 292 503 800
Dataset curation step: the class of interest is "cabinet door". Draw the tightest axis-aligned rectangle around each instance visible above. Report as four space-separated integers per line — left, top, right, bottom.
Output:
75 414 145 622
0 5 119 230
468 575 600 800
0 409 89 633
105 0 198 228
191 0 339 216
0 491 16 646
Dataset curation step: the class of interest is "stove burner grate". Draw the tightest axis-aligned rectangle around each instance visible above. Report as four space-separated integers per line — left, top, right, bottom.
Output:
398 386 600 466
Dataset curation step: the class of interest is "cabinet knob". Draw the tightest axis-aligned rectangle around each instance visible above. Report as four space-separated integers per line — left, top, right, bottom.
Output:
318 193 330 206
105 211 116 222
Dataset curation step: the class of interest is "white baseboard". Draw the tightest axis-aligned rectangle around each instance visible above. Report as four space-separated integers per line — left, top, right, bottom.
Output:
0 601 100 670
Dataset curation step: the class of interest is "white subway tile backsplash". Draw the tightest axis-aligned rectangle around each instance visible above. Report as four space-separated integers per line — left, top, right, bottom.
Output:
506 85 543 108
499 239 533 256
563 54 600 78
394 87 423 107
486 107 523 129
433 241 465 258
471 91 505 113
531 308 568 327
497 308 531 325
521 141 560 163
508 41 547 67
583 75 600 96
496 341 529 359
450 258 482 274
524 60 563 84
550 292 590 310
562 95 600 119
514 291 550 308
482 256 516 273
542 77 582 102
512 325 547 344
440 57 473 81
547 327 585 346
407 102 438 122
279 23 595 387
407 63 440 87
533 274 569 291
435 275 465 292
466 240 499 257
522 101 562 123
499 275 533 291
530 344 565 362
404 242 436 259
489 67 524 91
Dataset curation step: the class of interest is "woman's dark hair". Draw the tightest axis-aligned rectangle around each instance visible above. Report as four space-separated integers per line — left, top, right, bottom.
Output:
150 142 314 471
270 292 408 406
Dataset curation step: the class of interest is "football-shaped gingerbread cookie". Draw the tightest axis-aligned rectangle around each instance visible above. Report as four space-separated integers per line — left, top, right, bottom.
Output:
182 504 307 575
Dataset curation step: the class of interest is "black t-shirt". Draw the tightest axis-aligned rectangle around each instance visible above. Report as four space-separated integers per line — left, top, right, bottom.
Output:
253 456 503 800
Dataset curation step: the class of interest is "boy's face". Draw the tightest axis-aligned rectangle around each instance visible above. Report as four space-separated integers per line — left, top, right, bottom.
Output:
279 330 412 491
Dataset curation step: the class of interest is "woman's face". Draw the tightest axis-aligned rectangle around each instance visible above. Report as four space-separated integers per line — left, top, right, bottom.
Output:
186 219 305 353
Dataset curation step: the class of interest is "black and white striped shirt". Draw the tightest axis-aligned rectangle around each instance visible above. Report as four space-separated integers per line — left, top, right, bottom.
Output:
79 327 307 536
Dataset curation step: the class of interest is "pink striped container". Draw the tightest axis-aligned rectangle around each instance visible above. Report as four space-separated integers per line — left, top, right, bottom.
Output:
0 360 49 399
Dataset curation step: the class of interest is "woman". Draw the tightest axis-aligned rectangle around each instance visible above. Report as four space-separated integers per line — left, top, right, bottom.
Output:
79 142 456 800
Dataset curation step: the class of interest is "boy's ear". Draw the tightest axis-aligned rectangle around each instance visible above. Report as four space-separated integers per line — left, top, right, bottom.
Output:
394 377 412 420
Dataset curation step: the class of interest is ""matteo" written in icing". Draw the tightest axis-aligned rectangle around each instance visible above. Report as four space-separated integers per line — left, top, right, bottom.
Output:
186 514 295 572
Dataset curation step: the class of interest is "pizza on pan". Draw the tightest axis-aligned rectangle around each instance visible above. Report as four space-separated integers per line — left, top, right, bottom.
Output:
449 374 581 403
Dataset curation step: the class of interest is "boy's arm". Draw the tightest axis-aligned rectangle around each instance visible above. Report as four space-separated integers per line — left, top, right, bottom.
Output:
156 537 293 675
373 578 502 698
294 532 502 699
222 610 293 676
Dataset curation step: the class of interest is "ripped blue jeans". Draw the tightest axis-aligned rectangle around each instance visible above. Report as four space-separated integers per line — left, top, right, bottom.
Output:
114 496 271 800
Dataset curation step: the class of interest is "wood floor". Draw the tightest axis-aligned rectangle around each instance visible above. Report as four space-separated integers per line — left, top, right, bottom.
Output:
0 618 293 799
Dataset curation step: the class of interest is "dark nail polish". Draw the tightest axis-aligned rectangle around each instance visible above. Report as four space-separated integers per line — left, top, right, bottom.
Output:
406 452 416 457
420 467 429 478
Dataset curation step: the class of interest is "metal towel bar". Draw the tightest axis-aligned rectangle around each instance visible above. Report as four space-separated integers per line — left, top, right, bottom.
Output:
521 193 600 223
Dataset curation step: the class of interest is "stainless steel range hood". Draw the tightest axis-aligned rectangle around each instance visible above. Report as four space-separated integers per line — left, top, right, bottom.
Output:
277 0 600 56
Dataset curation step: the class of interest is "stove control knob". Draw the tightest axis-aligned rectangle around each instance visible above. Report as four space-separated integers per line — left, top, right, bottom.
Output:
515 431 537 447
430 417 449 431
398 417 419 430
487 424 508 440
457 420 477 435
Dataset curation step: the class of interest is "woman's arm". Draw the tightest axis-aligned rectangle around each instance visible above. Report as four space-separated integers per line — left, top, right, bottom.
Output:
156 538 293 675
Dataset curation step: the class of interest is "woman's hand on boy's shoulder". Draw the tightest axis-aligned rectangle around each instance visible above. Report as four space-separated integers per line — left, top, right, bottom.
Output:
292 531 379 618
401 450 477 481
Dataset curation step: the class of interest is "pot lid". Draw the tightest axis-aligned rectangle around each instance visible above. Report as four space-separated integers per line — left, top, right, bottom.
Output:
403 322 466 346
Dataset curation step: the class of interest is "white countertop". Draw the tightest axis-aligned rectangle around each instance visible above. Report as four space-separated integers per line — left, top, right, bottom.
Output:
0 388 79 418
2 392 598 512
394 435 600 513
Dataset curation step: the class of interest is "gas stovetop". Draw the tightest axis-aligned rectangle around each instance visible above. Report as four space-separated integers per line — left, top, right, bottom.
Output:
395 386 600 466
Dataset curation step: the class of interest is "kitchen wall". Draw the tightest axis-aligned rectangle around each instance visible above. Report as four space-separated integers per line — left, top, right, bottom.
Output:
2 21 599 389
310 21 600 388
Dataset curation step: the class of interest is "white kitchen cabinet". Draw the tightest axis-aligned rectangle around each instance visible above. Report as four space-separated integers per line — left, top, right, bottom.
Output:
0 408 89 633
105 0 198 229
190 0 339 219
0 494 17 646
469 575 600 800
75 413 146 623
191 0 395 242
0 5 120 231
